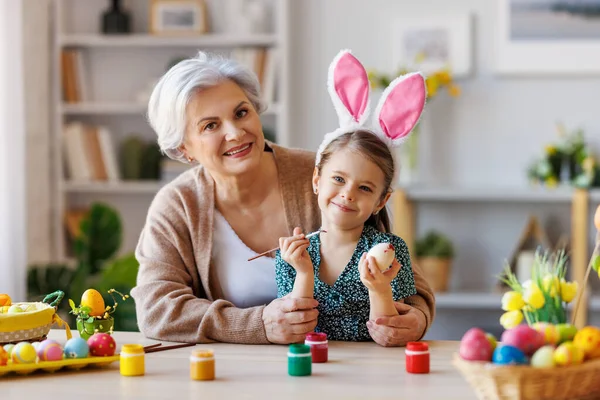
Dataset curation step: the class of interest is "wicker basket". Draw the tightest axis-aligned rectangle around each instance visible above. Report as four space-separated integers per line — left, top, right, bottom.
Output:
0 291 71 345
453 354 600 400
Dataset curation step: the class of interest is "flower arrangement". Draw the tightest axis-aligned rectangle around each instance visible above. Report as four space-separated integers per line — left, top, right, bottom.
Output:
527 122 599 188
69 288 130 339
498 249 578 329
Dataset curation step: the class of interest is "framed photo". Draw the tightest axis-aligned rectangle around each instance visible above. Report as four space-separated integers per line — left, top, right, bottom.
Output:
150 0 208 35
496 0 600 75
393 14 473 78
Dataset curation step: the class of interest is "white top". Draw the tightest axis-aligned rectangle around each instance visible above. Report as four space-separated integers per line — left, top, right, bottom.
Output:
212 211 278 308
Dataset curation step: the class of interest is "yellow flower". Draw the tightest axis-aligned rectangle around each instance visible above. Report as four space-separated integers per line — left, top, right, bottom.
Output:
560 280 578 303
500 310 523 329
414 51 426 64
437 70 452 85
501 291 525 311
426 78 438 98
542 274 560 297
523 284 545 309
545 145 557 155
448 84 461 97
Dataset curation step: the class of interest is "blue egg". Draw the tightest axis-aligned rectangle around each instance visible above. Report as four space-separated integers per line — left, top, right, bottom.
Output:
493 345 528 365
63 337 89 359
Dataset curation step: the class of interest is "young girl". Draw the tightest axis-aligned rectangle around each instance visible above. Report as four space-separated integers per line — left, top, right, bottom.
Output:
274 50 426 342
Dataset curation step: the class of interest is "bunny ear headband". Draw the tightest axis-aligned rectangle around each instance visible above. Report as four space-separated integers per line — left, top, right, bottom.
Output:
315 50 427 170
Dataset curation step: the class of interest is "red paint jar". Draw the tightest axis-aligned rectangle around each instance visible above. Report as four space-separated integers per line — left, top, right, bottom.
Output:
305 332 328 363
405 341 430 374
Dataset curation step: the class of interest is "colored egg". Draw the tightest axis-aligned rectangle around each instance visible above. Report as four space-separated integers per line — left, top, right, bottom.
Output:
459 327 493 361
501 325 545 356
531 345 556 368
492 345 528 365
3 344 14 357
37 339 64 362
87 333 116 357
555 323 578 344
367 243 395 271
531 322 560 345
573 326 600 359
31 341 41 351
0 346 8 366
554 341 584 366
64 337 89 359
80 289 106 317
11 342 37 364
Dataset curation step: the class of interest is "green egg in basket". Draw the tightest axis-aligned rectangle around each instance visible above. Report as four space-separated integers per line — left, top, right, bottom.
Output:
0 291 72 345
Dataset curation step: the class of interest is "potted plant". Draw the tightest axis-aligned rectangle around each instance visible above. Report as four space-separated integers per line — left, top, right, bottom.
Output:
415 231 455 292
69 288 129 340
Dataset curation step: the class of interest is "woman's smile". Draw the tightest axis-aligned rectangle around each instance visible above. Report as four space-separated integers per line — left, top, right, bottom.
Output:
224 142 253 158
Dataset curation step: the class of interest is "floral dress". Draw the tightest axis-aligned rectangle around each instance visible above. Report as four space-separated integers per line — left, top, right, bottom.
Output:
275 224 417 341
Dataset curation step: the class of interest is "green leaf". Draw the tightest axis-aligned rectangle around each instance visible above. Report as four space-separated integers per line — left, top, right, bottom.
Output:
68 299 76 310
592 255 600 272
86 317 95 323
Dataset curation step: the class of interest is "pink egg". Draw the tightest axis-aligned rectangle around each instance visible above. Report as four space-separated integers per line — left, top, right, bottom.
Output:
87 333 116 357
459 327 493 361
501 325 545 356
37 339 64 362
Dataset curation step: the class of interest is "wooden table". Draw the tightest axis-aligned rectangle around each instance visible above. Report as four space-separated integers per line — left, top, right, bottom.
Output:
2 330 477 399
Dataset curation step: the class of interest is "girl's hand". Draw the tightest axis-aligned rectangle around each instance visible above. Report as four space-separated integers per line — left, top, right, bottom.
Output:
279 227 313 274
359 253 401 294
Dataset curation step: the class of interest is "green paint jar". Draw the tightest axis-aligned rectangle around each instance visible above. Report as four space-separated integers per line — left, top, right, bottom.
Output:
288 344 312 376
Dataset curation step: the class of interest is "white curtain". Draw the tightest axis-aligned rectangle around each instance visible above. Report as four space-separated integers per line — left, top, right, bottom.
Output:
0 0 26 299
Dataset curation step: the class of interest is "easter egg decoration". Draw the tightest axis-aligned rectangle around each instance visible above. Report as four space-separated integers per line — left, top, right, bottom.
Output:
64 337 89 359
69 288 130 340
0 346 8 366
81 289 106 317
0 293 11 307
530 345 556 368
553 341 584 366
3 344 15 357
459 328 493 362
37 339 64 362
11 342 37 364
573 326 600 360
485 333 498 352
555 323 578 344
7 305 24 314
492 345 528 365
87 333 116 357
531 322 560 345
501 324 545 356
366 243 395 271
594 204 600 231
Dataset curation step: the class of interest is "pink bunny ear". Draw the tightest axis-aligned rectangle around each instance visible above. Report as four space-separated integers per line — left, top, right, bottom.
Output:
328 50 371 128
374 72 426 144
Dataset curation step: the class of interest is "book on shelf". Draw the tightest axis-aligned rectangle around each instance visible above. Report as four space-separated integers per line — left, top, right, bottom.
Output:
61 49 89 103
63 122 120 182
64 208 88 240
230 47 278 104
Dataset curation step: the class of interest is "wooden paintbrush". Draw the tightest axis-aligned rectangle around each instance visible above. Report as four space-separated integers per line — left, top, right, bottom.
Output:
247 229 327 261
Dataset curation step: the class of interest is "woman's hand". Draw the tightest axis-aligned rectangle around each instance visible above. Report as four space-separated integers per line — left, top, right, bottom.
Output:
262 296 319 344
359 253 401 294
366 302 426 347
279 227 313 274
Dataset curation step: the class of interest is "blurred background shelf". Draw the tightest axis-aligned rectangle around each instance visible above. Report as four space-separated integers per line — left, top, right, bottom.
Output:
403 185 577 203
434 291 503 310
59 102 281 116
63 181 163 194
59 33 279 48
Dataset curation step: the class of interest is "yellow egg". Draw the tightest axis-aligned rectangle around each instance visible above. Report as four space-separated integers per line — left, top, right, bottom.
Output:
573 326 600 359
80 289 106 317
594 205 600 231
553 341 584 366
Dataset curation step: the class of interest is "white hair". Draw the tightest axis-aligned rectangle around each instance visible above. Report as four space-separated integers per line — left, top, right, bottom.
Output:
147 51 266 162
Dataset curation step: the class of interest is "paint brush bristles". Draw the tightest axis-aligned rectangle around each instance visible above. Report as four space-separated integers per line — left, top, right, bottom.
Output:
247 229 326 262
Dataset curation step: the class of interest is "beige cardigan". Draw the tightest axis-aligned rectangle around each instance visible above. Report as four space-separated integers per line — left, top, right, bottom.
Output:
131 144 435 344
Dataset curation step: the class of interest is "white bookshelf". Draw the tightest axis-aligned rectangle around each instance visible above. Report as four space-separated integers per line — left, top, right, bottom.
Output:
403 185 576 203
52 0 290 260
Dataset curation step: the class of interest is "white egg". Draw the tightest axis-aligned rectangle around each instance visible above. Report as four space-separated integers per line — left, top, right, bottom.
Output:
367 243 395 271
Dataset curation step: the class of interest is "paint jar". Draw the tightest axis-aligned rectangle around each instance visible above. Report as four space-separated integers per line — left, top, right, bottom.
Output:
120 344 145 376
405 341 430 374
190 349 215 381
288 344 312 376
305 332 328 363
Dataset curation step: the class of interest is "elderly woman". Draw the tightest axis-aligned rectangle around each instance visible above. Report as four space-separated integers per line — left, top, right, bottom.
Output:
131 52 435 345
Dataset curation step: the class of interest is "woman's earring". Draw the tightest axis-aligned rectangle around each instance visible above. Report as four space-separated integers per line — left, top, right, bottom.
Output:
187 157 194 163
373 209 379 215
313 188 318 195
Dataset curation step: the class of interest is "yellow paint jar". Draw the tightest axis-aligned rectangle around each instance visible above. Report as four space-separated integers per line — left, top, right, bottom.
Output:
120 344 145 376
190 349 215 381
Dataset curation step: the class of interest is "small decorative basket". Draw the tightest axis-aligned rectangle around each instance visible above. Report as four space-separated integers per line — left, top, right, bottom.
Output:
0 291 71 344
453 354 600 400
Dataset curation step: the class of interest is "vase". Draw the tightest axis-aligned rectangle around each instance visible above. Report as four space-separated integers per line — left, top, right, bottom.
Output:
101 0 131 34
77 316 114 340
397 123 420 186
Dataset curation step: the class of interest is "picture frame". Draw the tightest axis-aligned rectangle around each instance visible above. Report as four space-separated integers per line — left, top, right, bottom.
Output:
150 0 208 35
496 0 600 75
392 14 473 78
